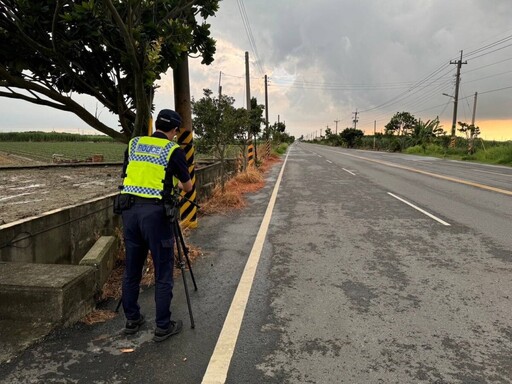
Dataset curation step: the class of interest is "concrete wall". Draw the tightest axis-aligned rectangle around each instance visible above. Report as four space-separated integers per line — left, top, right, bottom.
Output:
0 194 120 265
0 160 236 265
195 158 237 202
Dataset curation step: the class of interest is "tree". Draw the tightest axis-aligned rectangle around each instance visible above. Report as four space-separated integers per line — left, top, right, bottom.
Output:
0 0 219 142
458 121 481 154
340 128 364 148
192 89 246 189
411 117 445 147
385 112 418 136
248 97 264 138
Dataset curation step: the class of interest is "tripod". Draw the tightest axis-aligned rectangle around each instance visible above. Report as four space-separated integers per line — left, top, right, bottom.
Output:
169 202 198 328
115 196 199 329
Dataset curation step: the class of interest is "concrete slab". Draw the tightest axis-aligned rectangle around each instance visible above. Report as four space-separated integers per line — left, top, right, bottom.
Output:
0 262 96 324
79 235 118 290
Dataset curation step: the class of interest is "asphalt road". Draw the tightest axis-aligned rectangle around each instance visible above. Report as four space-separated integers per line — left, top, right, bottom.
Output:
1 143 511 383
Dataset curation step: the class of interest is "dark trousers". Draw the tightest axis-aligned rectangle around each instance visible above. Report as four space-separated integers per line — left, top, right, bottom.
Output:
121 203 175 330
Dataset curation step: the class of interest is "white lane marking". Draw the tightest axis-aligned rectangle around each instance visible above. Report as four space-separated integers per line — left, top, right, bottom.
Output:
202 151 290 384
342 168 356 176
387 192 451 226
326 160 333 164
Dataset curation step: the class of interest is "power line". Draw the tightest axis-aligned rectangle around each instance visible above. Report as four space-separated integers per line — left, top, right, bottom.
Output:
466 42 512 61
463 34 512 58
236 0 264 76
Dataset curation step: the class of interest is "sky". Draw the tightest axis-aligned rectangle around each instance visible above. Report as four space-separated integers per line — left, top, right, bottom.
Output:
1 0 512 141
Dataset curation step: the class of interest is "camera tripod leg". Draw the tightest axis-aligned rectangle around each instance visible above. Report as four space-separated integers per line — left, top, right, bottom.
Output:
174 222 195 328
176 223 198 291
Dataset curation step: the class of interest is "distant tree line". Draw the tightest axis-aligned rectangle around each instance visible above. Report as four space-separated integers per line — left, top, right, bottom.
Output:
0 131 114 142
306 111 512 165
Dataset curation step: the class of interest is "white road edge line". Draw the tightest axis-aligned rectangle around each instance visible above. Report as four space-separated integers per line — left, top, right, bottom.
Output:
342 168 356 176
387 192 451 226
201 150 290 384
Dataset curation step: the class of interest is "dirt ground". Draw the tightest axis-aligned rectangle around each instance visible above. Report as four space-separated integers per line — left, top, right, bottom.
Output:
0 153 122 225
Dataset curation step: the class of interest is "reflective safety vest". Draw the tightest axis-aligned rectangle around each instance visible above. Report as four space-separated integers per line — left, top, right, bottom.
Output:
121 136 180 199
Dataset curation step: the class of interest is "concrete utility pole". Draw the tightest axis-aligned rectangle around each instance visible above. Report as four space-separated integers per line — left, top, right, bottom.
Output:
334 119 339 135
373 120 376 150
352 110 359 129
173 53 197 227
450 50 467 137
218 71 222 100
264 75 269 138
245 51 251 112
471 92 478 126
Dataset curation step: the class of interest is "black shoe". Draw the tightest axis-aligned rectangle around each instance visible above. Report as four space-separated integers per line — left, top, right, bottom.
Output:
123 314 145 335
153 320 183 342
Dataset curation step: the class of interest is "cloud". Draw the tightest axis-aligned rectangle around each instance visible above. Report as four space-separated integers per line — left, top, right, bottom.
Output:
1 0 511 141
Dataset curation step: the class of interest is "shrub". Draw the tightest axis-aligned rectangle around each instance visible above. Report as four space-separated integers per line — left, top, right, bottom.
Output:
275 143 288 155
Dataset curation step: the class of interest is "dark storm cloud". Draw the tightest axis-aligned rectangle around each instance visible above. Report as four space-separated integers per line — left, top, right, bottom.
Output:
207 0 512 136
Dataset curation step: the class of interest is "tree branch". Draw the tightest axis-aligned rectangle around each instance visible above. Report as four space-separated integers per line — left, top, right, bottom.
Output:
0 66 127 142
0 90 69 111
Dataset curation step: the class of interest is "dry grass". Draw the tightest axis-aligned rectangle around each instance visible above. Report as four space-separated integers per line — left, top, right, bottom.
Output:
81 309 117 325
200 155 282 215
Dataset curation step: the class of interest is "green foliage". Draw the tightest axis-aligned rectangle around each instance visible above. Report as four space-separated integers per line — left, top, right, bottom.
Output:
192 88 248 157
0 0 219 140
248 97 265 138
385 112 418 136
405 144 448 156
404 141 512 166
275 143 289 155
339 128 364 148
0 131 113 142
473 144 512 165
192 88 247 188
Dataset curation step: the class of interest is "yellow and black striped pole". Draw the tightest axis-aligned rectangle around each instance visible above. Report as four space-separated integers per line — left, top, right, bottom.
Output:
177 129 198 228
173 53 198 228
247 141 255 167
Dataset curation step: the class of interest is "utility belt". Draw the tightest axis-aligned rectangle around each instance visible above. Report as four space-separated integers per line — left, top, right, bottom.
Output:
113 194 162 214
130 195 163 205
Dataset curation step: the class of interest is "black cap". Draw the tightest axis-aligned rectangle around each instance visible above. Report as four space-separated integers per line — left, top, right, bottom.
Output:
155 109 181 132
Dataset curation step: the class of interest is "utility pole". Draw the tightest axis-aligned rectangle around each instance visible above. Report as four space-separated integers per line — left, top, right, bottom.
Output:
245 51 257 161
373 120 376 150
264 75 269 139
334 119 339 135
352 110 359 129
173 53 197 226
218 71 222 100
450 50 467 137
245 52 251 112
471 92 478 126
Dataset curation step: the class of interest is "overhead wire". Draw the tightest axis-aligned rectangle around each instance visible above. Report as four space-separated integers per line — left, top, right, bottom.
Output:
236 0 265 76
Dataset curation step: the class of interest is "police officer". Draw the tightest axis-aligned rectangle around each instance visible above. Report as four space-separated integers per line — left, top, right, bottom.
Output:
120 109 192 342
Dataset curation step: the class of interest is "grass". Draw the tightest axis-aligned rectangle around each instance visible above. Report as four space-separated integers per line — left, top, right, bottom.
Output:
404 142 512 166
0 141 126 162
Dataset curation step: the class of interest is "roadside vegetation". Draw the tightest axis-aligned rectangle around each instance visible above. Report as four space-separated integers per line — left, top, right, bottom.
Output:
307 111 512 166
